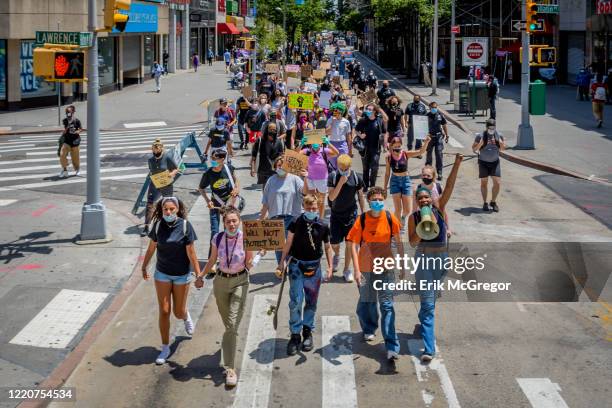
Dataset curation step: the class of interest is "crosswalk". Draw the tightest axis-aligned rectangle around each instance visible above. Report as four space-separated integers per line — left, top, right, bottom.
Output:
0 124 206 192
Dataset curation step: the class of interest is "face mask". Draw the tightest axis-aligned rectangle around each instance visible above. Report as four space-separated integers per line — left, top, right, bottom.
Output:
216 125 225 131
365 111 373 118
312 144 320 150
66 112 73 117
392 148 402 153
487 128 495 135
422 177 434 185
276 168 287 177
210 160 219 167
431 108 438 114
304 211 318 221
413 100 420 104
153 151 162 158
299 116 307 124
339 169 350 176
163 213 177 223
269 131 278 137
225 229 239 237
369 200 384 212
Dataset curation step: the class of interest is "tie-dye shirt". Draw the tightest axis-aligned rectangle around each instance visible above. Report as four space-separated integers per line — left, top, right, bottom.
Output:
214 230 246 274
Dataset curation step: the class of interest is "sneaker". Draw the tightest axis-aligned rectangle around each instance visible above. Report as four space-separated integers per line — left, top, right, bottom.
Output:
74 169 80 177
58 170 68 178
141 225 149 237
420 353 433 363
387 350 399 361
155 345 171 365
184 312 194 336
287 333 301 356
343 269 354 283
437 174 443 181
302 327 314 352
482 202 490 212
225 368 238 387
332 255 340 272
363 333 375 342
597 120 603 128
490 201 499 212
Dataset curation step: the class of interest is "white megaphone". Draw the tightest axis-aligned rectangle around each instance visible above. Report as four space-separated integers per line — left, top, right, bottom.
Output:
416 206 440 240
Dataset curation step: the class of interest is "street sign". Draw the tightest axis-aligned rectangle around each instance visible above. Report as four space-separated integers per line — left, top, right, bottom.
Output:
451 25 460 34
537 4 559 14
462 37 488 67
512 20 526 32
35 31 93 48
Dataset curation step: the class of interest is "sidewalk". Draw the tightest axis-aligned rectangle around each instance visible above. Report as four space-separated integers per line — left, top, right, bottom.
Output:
359 53 612 182
0 62 237 134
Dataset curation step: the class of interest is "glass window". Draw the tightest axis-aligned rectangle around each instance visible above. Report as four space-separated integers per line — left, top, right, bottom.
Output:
144 34 155 68
0 40 6 100
98 37 116 87
20 40 56 98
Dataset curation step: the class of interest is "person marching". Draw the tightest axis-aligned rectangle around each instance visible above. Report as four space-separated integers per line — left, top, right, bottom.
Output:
405 95 428 152
141 197 200 365
325 102 352 170
192 53 200 72
142 139 178 236
347 186 403 361
196 207 253 387
151 61 163 93
278 194 333 356
204 118 234 158
327 154 365 282
472 119 505 212
300 135 339 218
58 105 83 178
426 102 449 181
235 95 252 150
383 136 430 230
383 95 406 145
355 104 388 191
408 154 463 362
251 122 286 186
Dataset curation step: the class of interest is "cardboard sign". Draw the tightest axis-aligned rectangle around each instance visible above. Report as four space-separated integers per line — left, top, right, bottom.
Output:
282 149 308 175
320 61 331 70
302 129 325 145
241 86 253 99
318 91 332 109
287 76 302 88
341 79 350 90
324 45 336 55
412 115 429 141
285 64 300 73
312 69 326 79
358 89 377 106
303 82 318 93
288 93 315 110
265 63 280 73
243 220 285 250
301 65 313 78
150 170 173 189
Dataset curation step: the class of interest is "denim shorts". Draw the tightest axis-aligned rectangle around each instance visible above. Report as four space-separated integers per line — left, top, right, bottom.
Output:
154 269 194 285
389 174 412 195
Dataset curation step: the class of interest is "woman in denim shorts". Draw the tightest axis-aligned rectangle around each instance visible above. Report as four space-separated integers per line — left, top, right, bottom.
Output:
141 197 201 365
383 136 430 229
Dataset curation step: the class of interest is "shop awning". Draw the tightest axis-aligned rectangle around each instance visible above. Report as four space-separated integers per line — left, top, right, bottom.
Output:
242 27 249 33
217 23 240 35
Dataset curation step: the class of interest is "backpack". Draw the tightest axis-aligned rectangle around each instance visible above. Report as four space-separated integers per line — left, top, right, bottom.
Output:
480 131 500 150
594 85 607 101
328 170 359 209
358 210 393 246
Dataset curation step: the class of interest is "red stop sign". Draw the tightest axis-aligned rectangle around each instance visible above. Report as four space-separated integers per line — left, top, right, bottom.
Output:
467 43 484 59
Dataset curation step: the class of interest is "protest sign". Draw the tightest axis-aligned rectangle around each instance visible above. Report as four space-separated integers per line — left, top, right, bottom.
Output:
241 86 253 99
319 91 332 109
243 220 285 250
287 76 301 88
303 82 318 93
324 45 335 55
282 150 308 175
150 170 173 189
265 63 280 74
285 64 300 73
288 93 315 110
412 116 429 140
320 61 331 70
301 65 313 78
303 129 325 145
312 69 326 79
358 89 377 106
341 79 350 90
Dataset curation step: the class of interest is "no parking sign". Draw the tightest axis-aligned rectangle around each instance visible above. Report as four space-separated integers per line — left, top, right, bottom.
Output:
462 37 488 67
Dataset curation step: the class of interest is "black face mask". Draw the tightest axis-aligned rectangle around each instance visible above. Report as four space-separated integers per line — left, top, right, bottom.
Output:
422 177 434 185
154 152 162 158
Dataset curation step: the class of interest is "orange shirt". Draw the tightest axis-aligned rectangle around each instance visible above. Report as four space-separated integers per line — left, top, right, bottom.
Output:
346 211 401 272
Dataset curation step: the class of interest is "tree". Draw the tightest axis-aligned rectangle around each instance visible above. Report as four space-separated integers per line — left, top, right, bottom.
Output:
256 0 329 46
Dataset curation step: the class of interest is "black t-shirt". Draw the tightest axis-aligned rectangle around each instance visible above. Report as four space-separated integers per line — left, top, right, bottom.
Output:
327 170 363 216
62 118 82 146
236 96 251 124
288 214 330 261
198 164 236 205
148 218 198 276
148 152 178 175
355 117 386 153
245 109 265 131
208 129 231 149
252 137 284 176
427 111 447 135
377 87 395 104
384 106 403 133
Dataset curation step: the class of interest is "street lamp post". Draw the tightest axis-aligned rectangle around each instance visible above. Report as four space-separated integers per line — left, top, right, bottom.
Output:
431 0 439 96
517 0 534 148
449 0 456 103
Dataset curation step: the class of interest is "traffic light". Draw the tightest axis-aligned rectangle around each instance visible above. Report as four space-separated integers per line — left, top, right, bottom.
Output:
537 47 556 64
34 48 86 80
104 0 131 32
526 1 544 33
33 48 56 78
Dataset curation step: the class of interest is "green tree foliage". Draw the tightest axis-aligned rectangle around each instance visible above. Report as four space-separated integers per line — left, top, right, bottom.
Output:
256 0 330 43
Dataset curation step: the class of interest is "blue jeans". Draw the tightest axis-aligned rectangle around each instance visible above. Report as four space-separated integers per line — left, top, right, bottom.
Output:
208 208 220 257
154 270 193 285
426 135 444 176
273 214 295 263
237 123 247 145
389 174 412 196
356 271 400 353
288 259 322 334
415 252 448 355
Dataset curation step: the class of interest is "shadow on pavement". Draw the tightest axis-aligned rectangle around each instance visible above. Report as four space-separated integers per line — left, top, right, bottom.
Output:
104 346 159 367
454 207 487 217
167 349 225 386
0 231 73 264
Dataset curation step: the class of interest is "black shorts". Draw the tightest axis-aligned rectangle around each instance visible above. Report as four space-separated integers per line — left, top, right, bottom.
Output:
478 159 501 178
330 211 357 244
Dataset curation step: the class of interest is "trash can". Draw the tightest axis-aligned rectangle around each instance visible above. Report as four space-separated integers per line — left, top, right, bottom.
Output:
529 80 546 115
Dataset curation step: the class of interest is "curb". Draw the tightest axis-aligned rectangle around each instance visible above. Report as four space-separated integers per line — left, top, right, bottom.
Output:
19 203 147 408
356 52 610 185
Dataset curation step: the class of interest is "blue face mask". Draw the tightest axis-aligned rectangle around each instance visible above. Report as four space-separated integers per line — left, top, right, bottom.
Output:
312 144 320 150
216 125 225 131
163 213 177 223
369 200 384 212
225 229 239 237
431 108 438 114
210 160 219 167
304 211 318 221
339 169 350 176
365 111 373 118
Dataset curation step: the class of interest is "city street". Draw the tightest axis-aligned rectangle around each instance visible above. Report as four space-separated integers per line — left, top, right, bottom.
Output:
0 55 610 408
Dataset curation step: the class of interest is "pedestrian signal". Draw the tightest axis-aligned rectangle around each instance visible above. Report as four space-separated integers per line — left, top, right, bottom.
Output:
54 52 85 80
537 47 556 64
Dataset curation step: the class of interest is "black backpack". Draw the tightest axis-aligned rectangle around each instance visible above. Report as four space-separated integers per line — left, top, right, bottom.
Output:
358 210 393 246
480 131 500 150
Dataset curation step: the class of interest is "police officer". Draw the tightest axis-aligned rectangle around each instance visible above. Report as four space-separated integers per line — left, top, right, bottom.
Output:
405 95 428 152
377 80 396 106
426 102 448 181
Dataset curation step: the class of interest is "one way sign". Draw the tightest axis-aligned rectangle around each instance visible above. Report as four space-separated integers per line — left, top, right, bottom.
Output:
512 20 526 32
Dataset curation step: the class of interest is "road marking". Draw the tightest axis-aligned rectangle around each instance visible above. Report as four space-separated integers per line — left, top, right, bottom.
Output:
0 152 150 166
447 136 464 148
516 378 570 408
25 142 183 156
123 121 168 128
0 166 142 182
9 289 108 349
321 316 358 408
233 294 277 408
407 338 461 408
0 173 147 192
0 126 12 132
0 137 185 154
0 199 17 206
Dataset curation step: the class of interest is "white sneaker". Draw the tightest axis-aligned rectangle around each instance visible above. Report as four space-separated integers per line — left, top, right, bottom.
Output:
363 333 375 342
343 269 354 283
387 350 399 360
58 170 67 178
155 345 171 365
184 312 194 336
332 255 340 271
252 252 262 267
420 353 433 363
74 169 80 177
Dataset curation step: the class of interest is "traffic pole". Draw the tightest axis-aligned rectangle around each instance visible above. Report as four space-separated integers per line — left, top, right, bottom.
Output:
517 0 534 149
80 0 110 242
431 0 439 96
449 0 456 103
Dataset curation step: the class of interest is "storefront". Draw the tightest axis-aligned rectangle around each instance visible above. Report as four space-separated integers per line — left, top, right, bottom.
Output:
0 40 6 108
98 36 117 92
19 39 57 108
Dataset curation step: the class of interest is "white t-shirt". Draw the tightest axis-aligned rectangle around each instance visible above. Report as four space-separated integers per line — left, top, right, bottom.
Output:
327 117 351 142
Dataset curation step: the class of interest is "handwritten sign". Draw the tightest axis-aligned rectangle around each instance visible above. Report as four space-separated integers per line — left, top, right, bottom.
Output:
301 65 313 79
303 129 325 145
243 220 285 250
285 64 300 73
312 69 326 79
265 63 280 74
288 93 314 110
412 115 429 140
282 149 308 175
287 76 301 88
319 91 332 109
341 79 350 90
150 170 173 189
320 61 331 70
303 82 318 93
324 45 335 55
241 85 253 99
358 89 377 106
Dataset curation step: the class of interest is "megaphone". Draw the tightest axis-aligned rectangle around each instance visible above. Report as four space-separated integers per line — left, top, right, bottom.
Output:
416 206 440 240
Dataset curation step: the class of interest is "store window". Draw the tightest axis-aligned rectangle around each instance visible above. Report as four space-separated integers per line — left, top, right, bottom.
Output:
20 40 56 98
98 37 116 87
144 34 155 68
0 40 6 100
